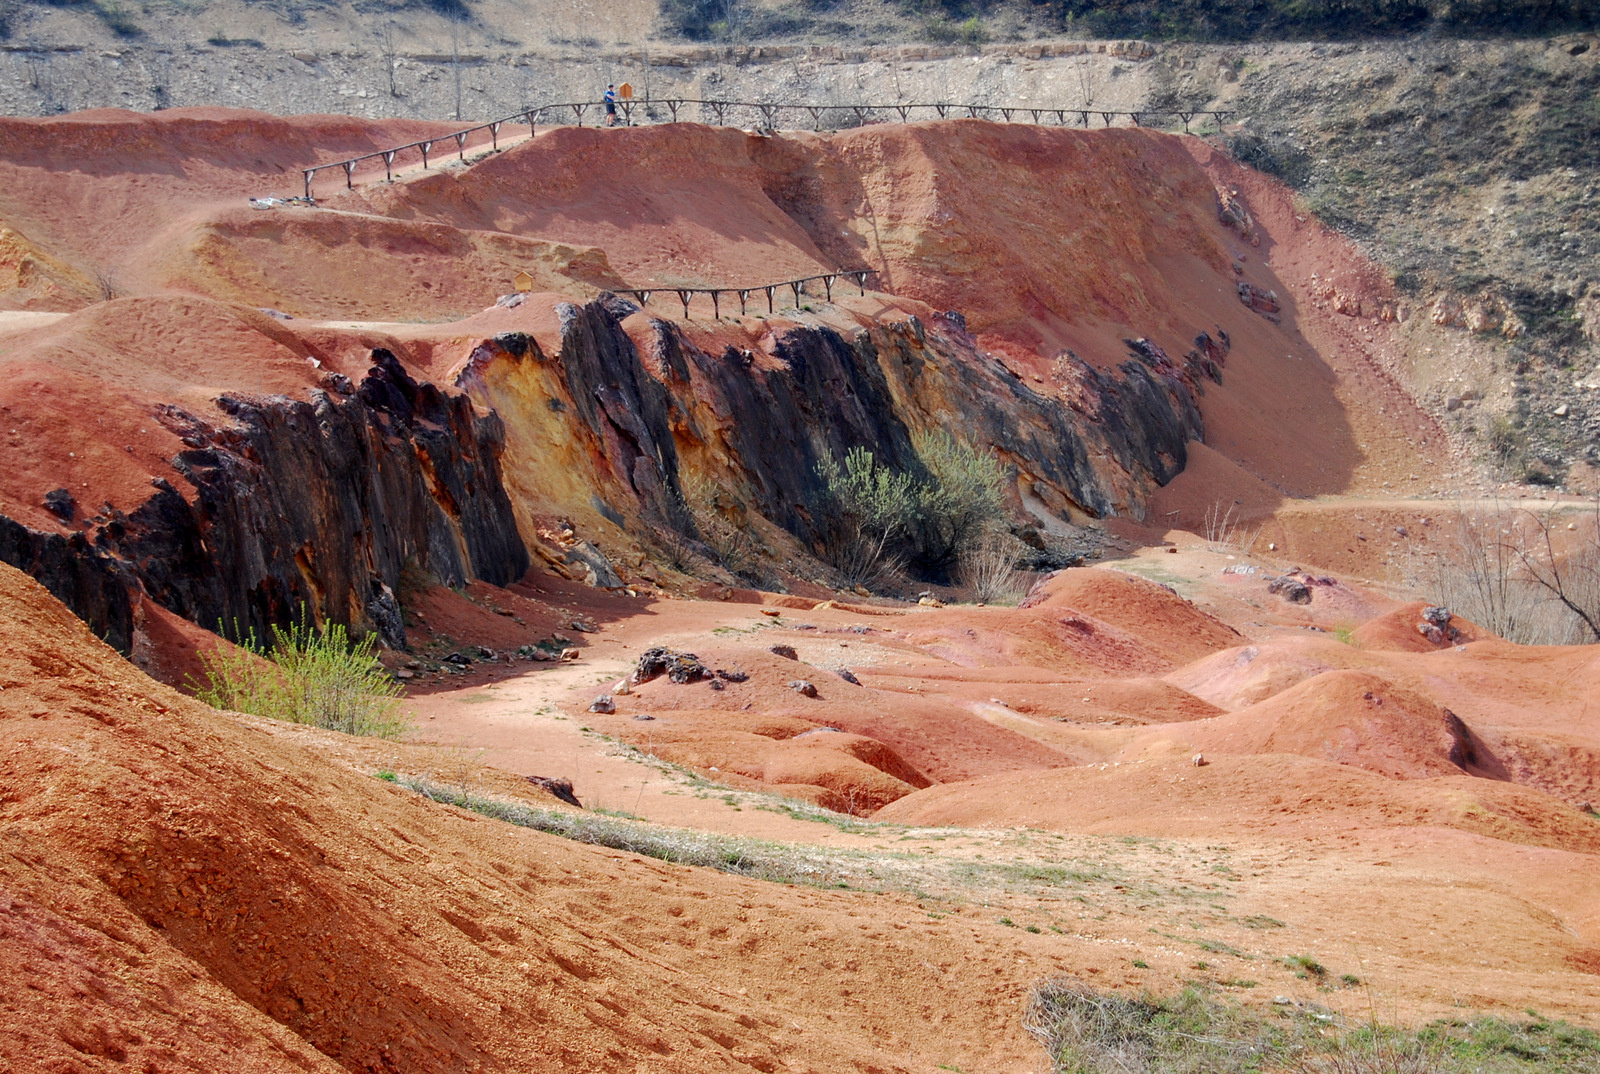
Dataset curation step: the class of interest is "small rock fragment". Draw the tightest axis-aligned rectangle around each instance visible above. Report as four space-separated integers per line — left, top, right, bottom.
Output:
589 695 615 714
761 608 781 617
559 647 580 662
1191 752 1207 767
788 680 818 698
836 668 862 686
769 645 798 661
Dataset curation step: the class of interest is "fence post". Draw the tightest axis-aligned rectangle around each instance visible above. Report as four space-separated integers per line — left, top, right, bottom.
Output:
764 286 775 314
677 290 692 318
343 160 356 189
303 168 314 199
854 271 868 296
738 289 749 316
490 121 502 149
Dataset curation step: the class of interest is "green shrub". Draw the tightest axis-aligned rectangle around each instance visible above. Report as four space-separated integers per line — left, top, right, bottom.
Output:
815 433 1008 588
815 445 920 588
193 614 410 739
915 430 1008 572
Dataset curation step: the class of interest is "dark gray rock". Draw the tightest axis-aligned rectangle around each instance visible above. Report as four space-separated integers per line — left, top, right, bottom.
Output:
43 488 76 522
634 647 709 684
1267 575 1312 603
364 581 407 651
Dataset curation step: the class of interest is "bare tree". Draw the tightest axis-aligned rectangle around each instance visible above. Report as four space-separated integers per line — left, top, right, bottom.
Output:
1513 497 1600 642
449 19 462 121
377 22 401 99
1074 55 1097 109
1405 497 1600 646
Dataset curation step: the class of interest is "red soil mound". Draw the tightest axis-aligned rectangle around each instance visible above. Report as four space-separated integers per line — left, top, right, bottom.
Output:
0 108 468 308
875 752 1600 855
1020 567 1243 663
1353 601 1495 652
1167 635 1367 712
598 641 1073 786
1127 669 1486 780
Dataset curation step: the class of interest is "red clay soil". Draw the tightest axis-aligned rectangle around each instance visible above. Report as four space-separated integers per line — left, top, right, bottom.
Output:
1 559 1149 1074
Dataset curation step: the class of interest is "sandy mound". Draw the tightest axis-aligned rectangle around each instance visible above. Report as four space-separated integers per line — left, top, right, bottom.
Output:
162 208 625 321
1019 567 1242 663
1167 635 1366 711
874 752 1600 854
1126 669 1490 780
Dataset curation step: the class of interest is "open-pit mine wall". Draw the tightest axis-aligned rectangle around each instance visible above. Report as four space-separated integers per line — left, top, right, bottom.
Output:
0 290 1208 653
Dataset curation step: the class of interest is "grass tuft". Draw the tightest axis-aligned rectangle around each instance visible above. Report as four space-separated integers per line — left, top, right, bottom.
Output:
1025 981 1600 1074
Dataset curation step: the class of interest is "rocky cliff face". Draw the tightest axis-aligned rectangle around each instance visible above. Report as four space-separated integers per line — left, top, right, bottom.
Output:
460 295 1207 564
0 349 527 652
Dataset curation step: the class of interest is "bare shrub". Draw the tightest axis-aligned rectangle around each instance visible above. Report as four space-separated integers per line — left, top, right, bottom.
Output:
1204 501 1263 555
959 531 1028 604
682 475 755 575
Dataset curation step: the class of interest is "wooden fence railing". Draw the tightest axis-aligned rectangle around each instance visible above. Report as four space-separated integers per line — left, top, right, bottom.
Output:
301 99 1230 198
607 269 874 319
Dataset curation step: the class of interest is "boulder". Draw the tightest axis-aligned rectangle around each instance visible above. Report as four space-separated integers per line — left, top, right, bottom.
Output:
634 646 709 684
1267 575 1311 604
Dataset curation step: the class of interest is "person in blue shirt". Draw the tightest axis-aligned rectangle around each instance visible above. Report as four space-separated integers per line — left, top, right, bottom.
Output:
604 85 618 127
